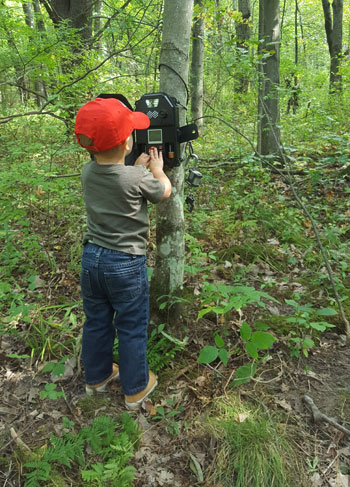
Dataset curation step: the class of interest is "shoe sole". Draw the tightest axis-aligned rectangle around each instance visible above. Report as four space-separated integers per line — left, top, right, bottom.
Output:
125 379 158 411
85 371 120 395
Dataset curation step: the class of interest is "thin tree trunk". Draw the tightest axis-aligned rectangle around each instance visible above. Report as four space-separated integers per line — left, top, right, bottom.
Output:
235 0 251 92
151 0 194 321
33 0 47 105
321 0 343 93
257 0 281 156
191 0 205 126
94 0 103 51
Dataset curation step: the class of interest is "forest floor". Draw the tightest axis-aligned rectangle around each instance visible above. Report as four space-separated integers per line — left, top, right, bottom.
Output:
1 275 350 486
1 148 350 486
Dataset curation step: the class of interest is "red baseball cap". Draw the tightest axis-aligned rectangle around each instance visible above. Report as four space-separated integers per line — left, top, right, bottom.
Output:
75 97 150 152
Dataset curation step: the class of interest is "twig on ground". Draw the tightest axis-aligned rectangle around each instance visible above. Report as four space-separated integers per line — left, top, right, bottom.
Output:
303 395 350 436
9 428 32 453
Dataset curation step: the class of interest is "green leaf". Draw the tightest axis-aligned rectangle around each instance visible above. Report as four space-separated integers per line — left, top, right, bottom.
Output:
245 342 259 359
240 322 252 341
316 307 337 316
255 322 270 331
302 338 315 348
251 331 276 349
310 321 335 331
7 353 30 359
197 346 219 364
234 363 257 386
214 334 225 348
219 348 229 365
155 406 165 417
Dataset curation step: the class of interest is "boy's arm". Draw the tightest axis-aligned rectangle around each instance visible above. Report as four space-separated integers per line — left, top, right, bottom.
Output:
148 148 172 200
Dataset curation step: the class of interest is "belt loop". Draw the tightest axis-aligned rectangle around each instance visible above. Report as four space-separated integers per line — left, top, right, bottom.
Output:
94 245 103 266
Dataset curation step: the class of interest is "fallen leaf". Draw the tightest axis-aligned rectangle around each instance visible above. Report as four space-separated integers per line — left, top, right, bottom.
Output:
310 473 322 486
234 413 249 423
189 453 204 483
275 399 293 412
142 399 157 416
335 471 350 487
194 376 206 387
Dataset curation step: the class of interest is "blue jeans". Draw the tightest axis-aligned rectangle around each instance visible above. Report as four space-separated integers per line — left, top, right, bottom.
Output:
80 243 149 395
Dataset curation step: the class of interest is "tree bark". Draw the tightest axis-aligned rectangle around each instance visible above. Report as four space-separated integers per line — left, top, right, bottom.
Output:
235 0 251 92
33 0 47 105
321 0 343 93
42 0 93 42
94 0 103 51
150 0 194 321
257 0 281 156
190 0 205 127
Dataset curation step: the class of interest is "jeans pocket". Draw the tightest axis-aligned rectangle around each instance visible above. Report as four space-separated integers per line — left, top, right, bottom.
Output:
105 267 142 302
81 269 93 297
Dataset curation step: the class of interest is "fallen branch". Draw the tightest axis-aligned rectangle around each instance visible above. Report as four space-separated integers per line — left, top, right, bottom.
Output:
10 428 32 453
303 395 350 436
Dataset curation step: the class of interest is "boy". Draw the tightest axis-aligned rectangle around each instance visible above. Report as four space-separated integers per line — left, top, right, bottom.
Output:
75 97 171 410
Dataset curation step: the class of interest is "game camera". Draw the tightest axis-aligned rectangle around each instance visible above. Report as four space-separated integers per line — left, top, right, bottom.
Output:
135 92 199 168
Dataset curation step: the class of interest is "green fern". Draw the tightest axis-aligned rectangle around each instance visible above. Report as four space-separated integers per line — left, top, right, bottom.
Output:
147 324 188 373
24 414 140 487
23 460 51 487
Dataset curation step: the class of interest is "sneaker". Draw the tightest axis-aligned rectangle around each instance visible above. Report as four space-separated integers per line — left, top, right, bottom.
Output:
85 363 120 395
125 371 158 410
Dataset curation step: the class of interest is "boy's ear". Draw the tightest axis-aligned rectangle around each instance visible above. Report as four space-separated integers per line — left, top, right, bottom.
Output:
123 135 133 152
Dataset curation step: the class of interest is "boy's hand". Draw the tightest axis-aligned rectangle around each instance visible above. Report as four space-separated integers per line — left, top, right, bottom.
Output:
148 147 164 172
135 153 150 167
148 148 171 200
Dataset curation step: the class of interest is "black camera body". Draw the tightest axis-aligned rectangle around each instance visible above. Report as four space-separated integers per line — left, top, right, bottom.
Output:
135 92 198 168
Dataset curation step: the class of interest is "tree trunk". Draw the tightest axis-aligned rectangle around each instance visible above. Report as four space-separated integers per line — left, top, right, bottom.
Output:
22 2 34 103
257 0 281 156
321 0 343 93
33 0 47 106
42 0 93 43
190 0 205 127
93 0 104 52
150 0 194 321
235 0 251 92
23 1 47 106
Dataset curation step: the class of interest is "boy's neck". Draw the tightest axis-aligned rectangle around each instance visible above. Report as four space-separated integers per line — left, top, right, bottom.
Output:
95 154 125 165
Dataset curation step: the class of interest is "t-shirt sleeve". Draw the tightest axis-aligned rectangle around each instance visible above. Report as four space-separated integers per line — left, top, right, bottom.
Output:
139 169 165 203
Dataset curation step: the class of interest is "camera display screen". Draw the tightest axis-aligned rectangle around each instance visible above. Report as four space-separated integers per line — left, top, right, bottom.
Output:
146 98 159 108
147 129 163 144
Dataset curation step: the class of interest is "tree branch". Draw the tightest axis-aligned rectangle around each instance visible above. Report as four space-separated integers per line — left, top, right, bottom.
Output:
304 395 350 435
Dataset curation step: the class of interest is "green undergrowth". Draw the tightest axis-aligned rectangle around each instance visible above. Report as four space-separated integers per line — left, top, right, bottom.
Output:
186 140 350 330
204 394 307 487
21 414 140 487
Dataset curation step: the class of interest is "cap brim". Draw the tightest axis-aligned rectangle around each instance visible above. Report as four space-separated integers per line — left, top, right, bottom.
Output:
131 111 150 130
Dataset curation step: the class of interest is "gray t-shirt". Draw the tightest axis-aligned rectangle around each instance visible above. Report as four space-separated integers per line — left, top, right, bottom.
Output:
81 161 165 255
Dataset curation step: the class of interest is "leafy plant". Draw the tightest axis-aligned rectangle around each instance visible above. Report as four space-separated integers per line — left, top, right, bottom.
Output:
42 356 68 377
284 299 336 357
197 283 279 320
153 398 185 436
39 383 65 400
198 333 229 366
3 303 81 362
24 414 140 487
232 322 276 386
